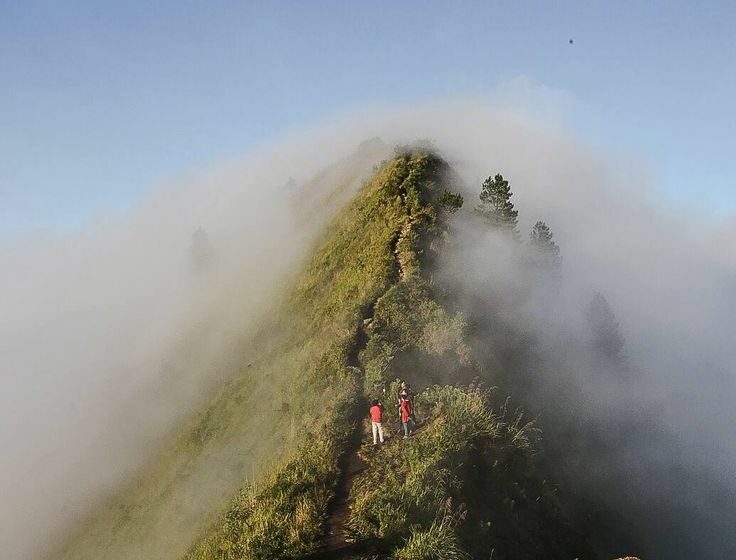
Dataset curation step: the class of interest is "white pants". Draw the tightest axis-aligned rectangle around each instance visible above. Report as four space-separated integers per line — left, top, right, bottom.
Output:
371 421 384 444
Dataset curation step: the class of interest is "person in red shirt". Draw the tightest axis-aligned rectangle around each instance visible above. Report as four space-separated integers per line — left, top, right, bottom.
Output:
400 396 413 439
397 381 415 421
369 399 384 445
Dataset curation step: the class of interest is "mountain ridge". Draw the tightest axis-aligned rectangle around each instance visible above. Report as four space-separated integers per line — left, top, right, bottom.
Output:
54 147 607 560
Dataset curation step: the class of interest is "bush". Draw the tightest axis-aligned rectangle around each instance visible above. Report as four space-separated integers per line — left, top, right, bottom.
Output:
438 190 464 214
395 513 470 560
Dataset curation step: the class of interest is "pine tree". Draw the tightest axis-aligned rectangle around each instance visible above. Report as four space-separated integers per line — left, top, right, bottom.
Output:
474 173 519 237
585 292 625 363
529 220 562 272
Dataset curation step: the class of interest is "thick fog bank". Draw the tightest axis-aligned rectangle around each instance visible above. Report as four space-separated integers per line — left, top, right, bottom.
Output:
410 104 736 558
2 100 734 559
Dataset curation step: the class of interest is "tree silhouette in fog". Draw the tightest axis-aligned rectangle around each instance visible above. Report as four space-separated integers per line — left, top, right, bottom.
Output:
585 292 625 364
529 220 562 275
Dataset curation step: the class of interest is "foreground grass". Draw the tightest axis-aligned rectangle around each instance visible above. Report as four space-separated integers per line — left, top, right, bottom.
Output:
348 384 592 559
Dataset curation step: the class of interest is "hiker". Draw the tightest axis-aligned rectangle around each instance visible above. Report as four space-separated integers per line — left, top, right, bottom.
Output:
397 380 415 423
369 399 385 445
397 380 413 403
399 396 413 439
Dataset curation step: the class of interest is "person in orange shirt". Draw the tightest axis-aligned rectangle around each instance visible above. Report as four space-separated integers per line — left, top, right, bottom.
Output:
369 399 385 445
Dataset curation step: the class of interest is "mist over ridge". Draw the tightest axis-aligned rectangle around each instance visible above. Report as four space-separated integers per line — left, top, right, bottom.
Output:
2 99 735 559
0 132 391 559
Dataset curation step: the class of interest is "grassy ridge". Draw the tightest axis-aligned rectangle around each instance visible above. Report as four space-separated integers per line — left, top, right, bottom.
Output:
346 229 591 558
53 150 443 560
182 151 448 559
55 147 593 560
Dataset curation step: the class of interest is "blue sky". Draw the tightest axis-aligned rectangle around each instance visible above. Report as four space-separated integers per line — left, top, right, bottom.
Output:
2 1 735 234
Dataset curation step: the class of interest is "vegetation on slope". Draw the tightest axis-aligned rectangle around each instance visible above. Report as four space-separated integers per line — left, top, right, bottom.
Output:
339 161 590 557
184 149 454 559
184 148 592 559
347 384 590 559
50 144 394 560
183 376 360 559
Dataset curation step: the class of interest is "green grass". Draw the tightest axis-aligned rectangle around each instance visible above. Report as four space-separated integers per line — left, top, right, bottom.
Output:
394 512 470 560
179 150 451 559
346 384 508 544
347 384 590 559
52 336 306 560
361 278 471 394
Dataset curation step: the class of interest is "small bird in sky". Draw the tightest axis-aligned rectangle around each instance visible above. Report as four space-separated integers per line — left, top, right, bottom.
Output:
569 38 574 45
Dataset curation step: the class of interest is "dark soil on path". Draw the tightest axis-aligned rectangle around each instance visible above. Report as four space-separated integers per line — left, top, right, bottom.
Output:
323 426 366 551
302 414 385 560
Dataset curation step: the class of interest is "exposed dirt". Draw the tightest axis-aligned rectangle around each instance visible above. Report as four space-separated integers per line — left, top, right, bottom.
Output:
303 419 389 560
323 422 366 550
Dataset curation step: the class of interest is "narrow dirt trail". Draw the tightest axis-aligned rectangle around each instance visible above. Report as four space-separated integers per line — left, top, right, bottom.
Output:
318 420 368 556
303 391 386 560
304 419 388 560
305 178 414 559
305 338 373 559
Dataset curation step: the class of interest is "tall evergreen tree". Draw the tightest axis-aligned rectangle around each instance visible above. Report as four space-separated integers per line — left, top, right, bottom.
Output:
474 173 519 237
529 220 562 272
585 292 625 363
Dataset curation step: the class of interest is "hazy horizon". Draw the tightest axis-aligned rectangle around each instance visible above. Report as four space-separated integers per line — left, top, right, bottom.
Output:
3 2 736 236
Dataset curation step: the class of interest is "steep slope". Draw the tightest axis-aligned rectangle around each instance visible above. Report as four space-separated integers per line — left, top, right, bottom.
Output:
182 148 592 560
47 142 393 560
54 147 594 560
182 149 448 559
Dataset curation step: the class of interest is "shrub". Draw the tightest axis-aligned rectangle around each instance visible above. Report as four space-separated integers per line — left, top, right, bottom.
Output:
395 514 470 560
438 190 464 214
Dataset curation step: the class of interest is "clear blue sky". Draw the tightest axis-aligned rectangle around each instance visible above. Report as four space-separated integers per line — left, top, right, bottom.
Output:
2 1 735 234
